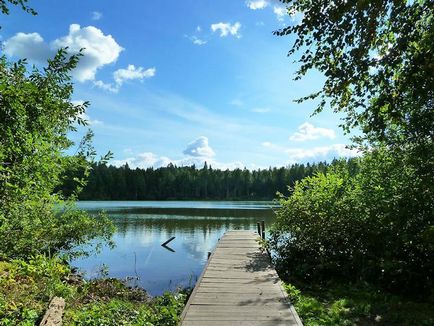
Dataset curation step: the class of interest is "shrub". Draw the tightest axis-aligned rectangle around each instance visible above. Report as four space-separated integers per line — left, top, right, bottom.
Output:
0 51 114 259
270 147 433 296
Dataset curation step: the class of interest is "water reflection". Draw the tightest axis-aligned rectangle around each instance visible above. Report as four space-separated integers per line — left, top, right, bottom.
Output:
72 202 275 296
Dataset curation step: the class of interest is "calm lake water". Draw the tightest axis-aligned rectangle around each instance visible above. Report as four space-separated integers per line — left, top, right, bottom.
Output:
72 201 277 296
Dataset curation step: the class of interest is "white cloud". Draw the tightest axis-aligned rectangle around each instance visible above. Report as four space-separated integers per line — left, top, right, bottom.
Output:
273 6 286 21
289 122 336 141
244 1 291 22
183 136 216 158
3 32 50 61
4 24 124 83
111 152 242 170
186 35 207 46
112 152 169 169
53 24 123 82
4 25 156 93
246 0 269 10
285 144 361 163
262 140 360 163
185 26 207 46
193 37 207 45
114 64 156 86
94 65 155 92
93 80 119 93
91 11 103 20
111 137 245 170
211 22 241 38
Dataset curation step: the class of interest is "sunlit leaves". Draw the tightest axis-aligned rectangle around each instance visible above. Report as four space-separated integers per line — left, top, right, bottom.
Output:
276 0 434 147
0 51 114 259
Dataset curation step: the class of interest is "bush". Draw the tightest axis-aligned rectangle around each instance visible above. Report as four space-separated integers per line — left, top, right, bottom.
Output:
270 147 433 297
0 255 189 326
0 52 114 259
283 281 434 326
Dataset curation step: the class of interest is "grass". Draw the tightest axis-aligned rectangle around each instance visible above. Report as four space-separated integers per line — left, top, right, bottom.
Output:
283 280 434 326
0 255 189 326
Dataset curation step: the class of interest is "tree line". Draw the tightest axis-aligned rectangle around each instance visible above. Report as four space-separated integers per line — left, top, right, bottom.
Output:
63 160 357 201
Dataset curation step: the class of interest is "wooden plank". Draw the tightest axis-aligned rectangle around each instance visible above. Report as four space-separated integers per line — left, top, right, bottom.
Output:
185 304 293 314
39 297 65 326
196 287 284 295
182 321 299 326
180 230 302 325
184 314 294 321
200 277 275 284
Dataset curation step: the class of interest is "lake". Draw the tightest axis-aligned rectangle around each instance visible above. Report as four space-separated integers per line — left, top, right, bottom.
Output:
72 201 277 296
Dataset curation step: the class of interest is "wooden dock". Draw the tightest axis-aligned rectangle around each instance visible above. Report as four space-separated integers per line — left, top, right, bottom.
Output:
180 230 302 325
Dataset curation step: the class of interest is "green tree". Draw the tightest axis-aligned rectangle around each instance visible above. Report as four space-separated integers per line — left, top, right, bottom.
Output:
270 0 434 297
0 50 114 259
276 0 434 147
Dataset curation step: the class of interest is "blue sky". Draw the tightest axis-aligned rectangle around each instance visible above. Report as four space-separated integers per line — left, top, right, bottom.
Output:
1 0 359 169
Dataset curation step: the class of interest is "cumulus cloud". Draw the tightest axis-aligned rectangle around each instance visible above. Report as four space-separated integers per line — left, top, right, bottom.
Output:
3 32 50 61
112 153 242 170
211 22 241 38
285 144 360 163
183 136 216 158
53 24 123 82
112 152 171 169
114 65 156 86
4 24 124 82
93 65 156 92
289 122 336 142
91 11 103 20
4 25 156 92
111 137 245 170
112 137 216 168
246 0 269 10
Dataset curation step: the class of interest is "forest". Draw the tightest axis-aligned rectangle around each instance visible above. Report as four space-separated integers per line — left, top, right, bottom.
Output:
64 160 355 201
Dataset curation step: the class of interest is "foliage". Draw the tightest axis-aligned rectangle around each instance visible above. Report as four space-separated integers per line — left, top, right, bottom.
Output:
270 150 433 296
0 0 36 16
0 255 74 325
64 291 187 326
276 0 434 148
0 51 114 259
0 255 189 326
63 160 356 201
273 3 434 321
283 281 434 326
